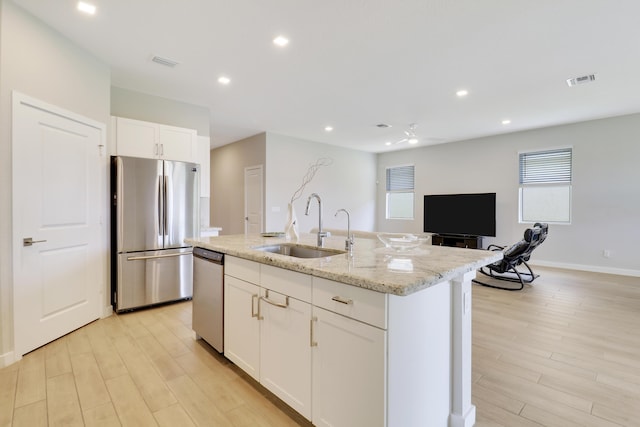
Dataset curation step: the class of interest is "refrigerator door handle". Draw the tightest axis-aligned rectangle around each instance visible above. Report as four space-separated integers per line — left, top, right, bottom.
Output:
126 251 192 261
157 176 163 238
163 175 168 239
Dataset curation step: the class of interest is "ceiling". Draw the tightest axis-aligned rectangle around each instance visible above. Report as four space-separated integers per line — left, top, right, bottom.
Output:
11 0 640 152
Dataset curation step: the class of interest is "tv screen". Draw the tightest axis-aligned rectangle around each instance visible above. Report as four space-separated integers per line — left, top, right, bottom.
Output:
423 193 496 237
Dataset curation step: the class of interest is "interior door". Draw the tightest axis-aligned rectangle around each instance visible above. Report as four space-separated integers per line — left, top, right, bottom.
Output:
12 92 104 358
244 165 263 234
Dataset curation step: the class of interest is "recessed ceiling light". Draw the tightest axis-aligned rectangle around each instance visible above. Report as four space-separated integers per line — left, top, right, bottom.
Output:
502 119 511 125
77 1 96 15
273 36 289 47
456 89 469 97
217 76 231 85
324 126 333 132
385 141 392 146
408 137 419 144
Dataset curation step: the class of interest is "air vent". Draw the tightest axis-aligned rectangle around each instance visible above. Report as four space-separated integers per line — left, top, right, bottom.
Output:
566 74 596 87
151 55 179 68
376 123 391 128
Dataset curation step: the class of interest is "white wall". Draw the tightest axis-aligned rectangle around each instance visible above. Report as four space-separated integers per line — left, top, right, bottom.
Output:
265 133 377 234
210 133 267 234
0 0 111 363
377 114 640 276
111 86 210 137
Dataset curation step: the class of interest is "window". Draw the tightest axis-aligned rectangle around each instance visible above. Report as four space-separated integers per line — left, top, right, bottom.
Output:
386 165 414 219
519 148 572 223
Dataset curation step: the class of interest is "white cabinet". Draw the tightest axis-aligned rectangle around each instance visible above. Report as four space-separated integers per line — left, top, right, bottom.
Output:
260 265 312 418
224 273 260 380
114 116 196 163
259 288 312 419
312 307 386 427
312 277 387 427
197 135 210 197
224 257 312 419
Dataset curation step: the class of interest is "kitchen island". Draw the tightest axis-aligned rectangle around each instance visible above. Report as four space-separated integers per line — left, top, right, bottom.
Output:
186 233 502 427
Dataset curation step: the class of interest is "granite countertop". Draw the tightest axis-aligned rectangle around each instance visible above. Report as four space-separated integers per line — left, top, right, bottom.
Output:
185 233 503 296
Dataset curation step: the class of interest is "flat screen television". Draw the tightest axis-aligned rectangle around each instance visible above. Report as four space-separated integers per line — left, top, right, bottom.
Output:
423 193 496 237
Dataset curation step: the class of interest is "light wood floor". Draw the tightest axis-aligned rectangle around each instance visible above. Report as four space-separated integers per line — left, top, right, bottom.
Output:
0 266 638 426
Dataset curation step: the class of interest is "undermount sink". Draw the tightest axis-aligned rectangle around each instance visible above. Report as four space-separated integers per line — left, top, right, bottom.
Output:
253 243 345 259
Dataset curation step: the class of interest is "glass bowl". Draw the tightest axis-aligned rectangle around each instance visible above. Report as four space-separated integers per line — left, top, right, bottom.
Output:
377 233 429 251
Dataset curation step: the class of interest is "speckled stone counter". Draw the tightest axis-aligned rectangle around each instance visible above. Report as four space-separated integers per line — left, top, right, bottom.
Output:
185 233 502 296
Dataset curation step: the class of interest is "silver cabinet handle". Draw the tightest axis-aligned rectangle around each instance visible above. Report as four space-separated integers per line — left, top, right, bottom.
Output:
331 296 353 305
260 289 289 308
23 237 47 247
310 316 318 347
251 294 260 318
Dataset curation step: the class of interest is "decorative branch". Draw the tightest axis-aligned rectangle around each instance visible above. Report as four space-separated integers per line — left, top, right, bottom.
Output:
289 157 333 204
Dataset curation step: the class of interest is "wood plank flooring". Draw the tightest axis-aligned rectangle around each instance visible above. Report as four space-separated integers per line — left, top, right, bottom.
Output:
0 266 638 426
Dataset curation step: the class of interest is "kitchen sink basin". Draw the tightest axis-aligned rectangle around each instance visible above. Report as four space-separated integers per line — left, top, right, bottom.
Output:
253 243 345 258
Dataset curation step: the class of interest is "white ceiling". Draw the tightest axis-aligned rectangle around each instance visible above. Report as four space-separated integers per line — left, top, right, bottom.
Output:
12 0 640 152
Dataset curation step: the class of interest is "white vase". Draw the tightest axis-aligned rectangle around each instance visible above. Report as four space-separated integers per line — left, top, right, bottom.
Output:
285 203 299 241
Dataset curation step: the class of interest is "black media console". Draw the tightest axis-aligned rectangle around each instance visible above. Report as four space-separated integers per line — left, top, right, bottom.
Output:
432 234 482 249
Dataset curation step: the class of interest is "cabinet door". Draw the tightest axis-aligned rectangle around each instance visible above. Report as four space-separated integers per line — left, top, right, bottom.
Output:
312 307 387 427
159 124 196 162
116 117 159 159
224 275 260 381
260 289 312 420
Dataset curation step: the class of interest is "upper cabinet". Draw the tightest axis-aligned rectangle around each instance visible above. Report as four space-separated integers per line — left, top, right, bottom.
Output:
114 116 197 163
197 135 211 198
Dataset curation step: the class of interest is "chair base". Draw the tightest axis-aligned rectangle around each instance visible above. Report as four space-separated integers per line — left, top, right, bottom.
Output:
472 260 539 291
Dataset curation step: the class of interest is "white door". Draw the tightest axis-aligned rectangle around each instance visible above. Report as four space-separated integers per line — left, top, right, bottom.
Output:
12 92 104 358
244 165 263 234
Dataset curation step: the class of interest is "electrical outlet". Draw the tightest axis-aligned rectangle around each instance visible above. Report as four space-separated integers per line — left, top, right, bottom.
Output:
603 249 611 258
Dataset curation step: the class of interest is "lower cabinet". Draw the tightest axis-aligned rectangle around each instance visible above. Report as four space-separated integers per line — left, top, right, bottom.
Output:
311 307 386 427
260 289 312 419
223 275 260 380
223 256 387 425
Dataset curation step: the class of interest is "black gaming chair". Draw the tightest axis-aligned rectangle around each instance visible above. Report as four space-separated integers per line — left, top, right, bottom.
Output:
473 223 548 291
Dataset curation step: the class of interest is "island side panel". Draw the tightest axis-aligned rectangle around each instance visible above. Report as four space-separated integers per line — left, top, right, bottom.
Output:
387 280 452 427
450 270 477 427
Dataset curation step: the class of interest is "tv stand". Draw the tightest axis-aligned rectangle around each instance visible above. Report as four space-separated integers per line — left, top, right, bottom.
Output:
432 234 482 249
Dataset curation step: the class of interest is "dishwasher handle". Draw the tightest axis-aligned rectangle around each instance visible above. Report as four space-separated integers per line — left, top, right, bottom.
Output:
193 247 224 265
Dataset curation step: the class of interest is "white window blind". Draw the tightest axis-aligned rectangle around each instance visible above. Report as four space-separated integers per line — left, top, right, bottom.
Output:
386 165 414 191
519 148 572 185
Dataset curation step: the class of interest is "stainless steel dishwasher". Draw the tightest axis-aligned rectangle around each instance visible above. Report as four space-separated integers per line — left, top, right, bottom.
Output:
192 247 224 353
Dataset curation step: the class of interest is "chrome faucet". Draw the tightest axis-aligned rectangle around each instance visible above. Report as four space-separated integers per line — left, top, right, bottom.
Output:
305 193 327 247
335 209 354 255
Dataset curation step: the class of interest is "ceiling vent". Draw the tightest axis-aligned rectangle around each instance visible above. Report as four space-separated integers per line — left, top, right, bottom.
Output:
566 74 596 87
151 55 179 68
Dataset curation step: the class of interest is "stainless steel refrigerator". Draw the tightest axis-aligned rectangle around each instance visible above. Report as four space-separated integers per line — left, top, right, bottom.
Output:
111 156 199 312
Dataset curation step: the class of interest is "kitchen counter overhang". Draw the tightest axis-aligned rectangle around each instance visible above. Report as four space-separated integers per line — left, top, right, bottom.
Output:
185 233 502 296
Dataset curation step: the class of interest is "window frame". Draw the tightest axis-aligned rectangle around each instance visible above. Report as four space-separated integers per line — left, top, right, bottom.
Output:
385 164 415 220
518 147 573 225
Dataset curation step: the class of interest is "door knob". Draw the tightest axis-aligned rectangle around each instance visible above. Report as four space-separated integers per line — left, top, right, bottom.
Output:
23 237 47 246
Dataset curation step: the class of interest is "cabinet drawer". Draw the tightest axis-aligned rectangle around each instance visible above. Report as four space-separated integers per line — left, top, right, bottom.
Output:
313 277 387 329
261 265 312 303
225 256 260 284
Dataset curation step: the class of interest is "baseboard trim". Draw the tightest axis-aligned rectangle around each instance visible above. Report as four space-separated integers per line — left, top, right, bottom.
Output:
530 260 640 278
102 305 113 319
0 351 17 368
